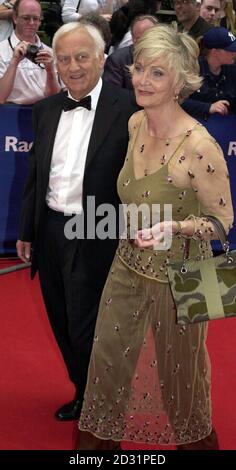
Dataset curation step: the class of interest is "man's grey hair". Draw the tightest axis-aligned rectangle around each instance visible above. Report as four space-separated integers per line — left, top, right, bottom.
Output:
52 22 105 59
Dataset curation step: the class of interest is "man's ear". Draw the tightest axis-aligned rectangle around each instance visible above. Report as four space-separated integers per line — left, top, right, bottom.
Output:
12 13 17 27
98 53 105 70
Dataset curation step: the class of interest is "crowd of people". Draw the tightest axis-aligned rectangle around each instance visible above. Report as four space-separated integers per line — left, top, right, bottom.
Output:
1 0 236 108
0 0 234 451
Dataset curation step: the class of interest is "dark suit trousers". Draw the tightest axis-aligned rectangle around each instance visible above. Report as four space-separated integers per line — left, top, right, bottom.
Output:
37 208 102 396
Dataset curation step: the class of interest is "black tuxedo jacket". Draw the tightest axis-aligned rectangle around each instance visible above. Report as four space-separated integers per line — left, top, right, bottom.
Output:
103 45 134 90
19 81 137 283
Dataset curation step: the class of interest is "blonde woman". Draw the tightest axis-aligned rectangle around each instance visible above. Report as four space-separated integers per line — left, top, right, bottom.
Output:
77 24 233 450
218 0 236 31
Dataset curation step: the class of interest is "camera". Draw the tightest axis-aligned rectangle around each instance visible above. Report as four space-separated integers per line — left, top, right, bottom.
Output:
25 44 41 63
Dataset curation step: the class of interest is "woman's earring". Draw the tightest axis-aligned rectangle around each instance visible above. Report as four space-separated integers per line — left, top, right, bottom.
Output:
173 93 179 102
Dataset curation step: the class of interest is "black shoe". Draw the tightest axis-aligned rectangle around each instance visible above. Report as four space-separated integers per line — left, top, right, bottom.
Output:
55 397 83 421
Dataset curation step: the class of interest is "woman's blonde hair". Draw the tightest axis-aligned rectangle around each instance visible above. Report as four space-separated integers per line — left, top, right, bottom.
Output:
218 0 236 33
132 24 203 101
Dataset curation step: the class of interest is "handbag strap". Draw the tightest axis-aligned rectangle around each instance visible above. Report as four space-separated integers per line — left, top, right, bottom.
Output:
181 215 232 273
206 215 228 250
76 0 82 12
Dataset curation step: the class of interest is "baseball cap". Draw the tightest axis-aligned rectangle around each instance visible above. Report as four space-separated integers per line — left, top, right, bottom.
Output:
202 27 236 52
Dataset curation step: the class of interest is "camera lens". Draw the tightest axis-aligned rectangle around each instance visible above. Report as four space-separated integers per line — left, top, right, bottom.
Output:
27 44 39 54
26 44 39 63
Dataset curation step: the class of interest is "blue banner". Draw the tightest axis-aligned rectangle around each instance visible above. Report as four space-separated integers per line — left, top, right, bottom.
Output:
0 104 33 254
200 114 236 250
0 106 235 254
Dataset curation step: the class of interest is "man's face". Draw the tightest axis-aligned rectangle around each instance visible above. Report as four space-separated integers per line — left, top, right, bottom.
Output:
173 0 199 25
200 0 221 24
56 29 105 100
215 49 236 65
13 0 41 39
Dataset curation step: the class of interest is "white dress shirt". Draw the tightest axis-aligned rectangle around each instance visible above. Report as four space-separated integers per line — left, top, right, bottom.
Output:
46 78 102 215
0 31 53 104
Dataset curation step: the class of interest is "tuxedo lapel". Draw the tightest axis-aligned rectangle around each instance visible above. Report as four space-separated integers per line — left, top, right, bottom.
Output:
40 92 66 180
85 83 120 170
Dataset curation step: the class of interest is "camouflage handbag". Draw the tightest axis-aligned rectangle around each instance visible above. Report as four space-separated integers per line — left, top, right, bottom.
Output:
167 216 236 325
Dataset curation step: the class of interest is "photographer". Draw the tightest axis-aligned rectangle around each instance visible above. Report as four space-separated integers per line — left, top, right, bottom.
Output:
0 0 60 105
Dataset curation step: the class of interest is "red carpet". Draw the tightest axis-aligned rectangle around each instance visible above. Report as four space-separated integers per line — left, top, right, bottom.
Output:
0 259 235 450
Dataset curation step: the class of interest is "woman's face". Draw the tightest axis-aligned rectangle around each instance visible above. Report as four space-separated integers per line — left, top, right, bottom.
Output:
132 54 176 109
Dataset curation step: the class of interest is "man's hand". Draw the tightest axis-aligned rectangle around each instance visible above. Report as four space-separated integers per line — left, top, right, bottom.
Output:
12 41 29 63
101 13 112 21
16 240 31 263
209 100 230 115
35 49 54 71
0 1 16 20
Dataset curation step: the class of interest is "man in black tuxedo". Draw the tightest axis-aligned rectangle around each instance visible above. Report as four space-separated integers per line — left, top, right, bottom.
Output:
16 22 137 421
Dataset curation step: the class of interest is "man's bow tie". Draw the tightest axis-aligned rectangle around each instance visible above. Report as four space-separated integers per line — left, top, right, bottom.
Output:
63 95 91 112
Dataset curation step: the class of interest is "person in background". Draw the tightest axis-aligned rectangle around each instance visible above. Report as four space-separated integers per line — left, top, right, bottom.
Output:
76 24 233 450
98 0 128 14
17 22 137 422
200 0 221 24
108 0 158 54
103 14 158 89
173 0 212 39
0 0 16 41
218 0 235 31
182 26 236 118
62 0 100 23
0 0 60 105
61 0 113 23
79 11 112 51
